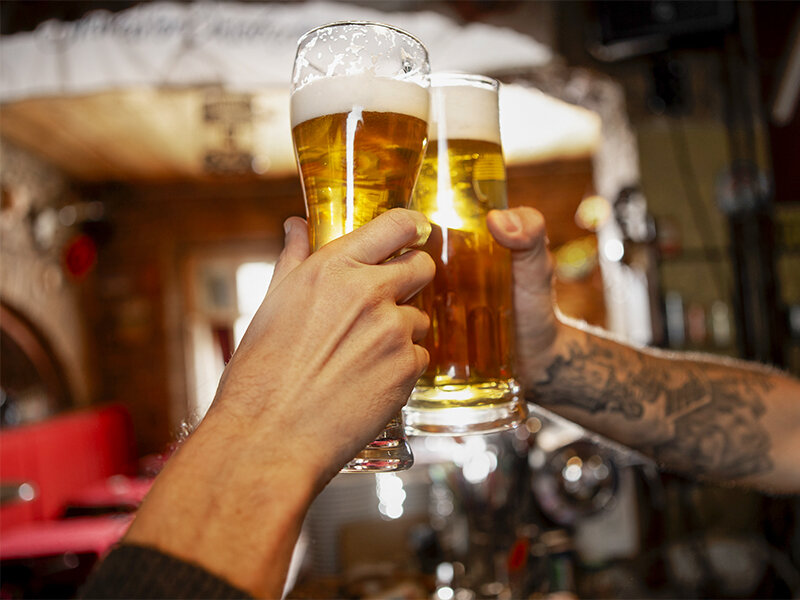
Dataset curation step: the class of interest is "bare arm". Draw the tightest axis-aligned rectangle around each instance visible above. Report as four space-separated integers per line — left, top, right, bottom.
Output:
489 207 800 495
120 210 434 598
537 317 800 494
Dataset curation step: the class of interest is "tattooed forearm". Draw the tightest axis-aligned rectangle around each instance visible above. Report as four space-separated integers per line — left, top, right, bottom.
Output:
648 369 774 479
537 337 648 418
534 330 776 481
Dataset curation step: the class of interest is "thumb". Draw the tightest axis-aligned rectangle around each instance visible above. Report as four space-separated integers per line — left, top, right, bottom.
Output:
488 207 559 388
487 207 553 298
268 217 311 294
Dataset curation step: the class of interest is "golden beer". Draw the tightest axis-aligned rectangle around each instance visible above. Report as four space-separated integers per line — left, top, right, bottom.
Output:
290 23 430 471
405 74 524 435
291 74 429 250
292 108 428 251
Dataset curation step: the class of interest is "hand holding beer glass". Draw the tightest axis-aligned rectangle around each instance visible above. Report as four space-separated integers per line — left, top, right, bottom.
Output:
404 73 527 435
290 22 430 471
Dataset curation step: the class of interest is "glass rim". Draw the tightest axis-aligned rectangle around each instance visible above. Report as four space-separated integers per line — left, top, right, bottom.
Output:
296 20 428 55
430 72 499 91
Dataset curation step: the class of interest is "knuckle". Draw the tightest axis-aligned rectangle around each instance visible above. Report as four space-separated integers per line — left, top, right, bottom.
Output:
417 308 431 331
417 251 436 279
417 346 430 375
315 253 355 285
361 288 386 313
381 309 408 339
397 249 435 284
384 208 418 241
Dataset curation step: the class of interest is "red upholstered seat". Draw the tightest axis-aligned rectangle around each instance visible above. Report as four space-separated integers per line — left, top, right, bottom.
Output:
0 404 140 525
0 428 39 528
0 515 133 561
0 404 148 597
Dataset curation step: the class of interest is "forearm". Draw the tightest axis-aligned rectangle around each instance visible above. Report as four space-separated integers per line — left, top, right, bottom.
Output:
124 412 317 598
529 317 800 495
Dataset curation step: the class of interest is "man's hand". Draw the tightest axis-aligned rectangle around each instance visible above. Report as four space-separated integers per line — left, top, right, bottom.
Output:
487 207 559 390
212 207 434 483
125 209 435 597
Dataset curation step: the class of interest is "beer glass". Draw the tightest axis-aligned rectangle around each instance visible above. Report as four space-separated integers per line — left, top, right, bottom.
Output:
404 73 526 435
290 22 430 471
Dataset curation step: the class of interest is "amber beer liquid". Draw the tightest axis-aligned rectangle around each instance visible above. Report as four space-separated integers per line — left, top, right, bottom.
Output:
405 74 525 435
291 74 429 251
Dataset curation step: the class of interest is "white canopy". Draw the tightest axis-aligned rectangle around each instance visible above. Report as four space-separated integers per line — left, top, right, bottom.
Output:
0 1 552 102
0 2 600 170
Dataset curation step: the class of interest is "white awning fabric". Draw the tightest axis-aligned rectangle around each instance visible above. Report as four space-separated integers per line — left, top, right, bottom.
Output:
0 2 601 168
0 1 552 102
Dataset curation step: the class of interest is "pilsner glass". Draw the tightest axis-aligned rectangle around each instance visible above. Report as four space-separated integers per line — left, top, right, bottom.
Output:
290 22 430 471
404 73 526 435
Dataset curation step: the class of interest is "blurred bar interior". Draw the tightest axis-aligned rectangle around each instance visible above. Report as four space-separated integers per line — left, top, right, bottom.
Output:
0 0 798 598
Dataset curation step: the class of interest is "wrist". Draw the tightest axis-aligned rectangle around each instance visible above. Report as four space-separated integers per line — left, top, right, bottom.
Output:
126 410 317 597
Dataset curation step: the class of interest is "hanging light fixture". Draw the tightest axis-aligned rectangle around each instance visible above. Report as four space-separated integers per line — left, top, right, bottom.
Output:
202 87 254 175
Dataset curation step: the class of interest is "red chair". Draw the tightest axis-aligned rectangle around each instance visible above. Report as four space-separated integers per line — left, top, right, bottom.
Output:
0 404 153 597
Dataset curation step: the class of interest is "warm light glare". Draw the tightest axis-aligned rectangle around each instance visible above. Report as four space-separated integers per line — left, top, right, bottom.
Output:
437 562 455 584
526 417 542 434
236 262 274 314
463 450 496 484
563 464 583 483
603 239 625 262
437 587 455 600
376 473 406 519
455 437 498 484
18 483 35 502
575 195 611 231
234 262 274 345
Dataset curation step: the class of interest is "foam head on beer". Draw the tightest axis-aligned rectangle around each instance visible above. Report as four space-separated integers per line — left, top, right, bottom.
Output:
290 74 429 130
428 73 501 146
290 21 429 130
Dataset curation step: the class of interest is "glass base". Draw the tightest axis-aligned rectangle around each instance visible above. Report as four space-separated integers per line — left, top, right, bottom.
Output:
404 379 526 436
341 412 414 472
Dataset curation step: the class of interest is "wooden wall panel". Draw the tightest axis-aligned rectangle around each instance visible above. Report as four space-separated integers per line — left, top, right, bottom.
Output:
81 179 305 454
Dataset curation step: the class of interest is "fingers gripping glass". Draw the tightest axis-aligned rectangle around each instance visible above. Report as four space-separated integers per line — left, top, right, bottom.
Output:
290 22 430 472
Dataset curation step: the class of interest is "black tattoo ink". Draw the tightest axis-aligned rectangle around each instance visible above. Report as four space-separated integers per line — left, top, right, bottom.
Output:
652 368 774 479
537 334 775 480
539 339 645 418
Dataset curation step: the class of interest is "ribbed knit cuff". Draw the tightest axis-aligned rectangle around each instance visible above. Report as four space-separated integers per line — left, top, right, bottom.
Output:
79 543 251 599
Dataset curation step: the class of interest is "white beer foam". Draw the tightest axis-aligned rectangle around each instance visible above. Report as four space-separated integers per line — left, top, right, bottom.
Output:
429 84 501 144
290 74 429 128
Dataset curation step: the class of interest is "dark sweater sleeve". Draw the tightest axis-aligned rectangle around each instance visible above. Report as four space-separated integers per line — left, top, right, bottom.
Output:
79 543 251 599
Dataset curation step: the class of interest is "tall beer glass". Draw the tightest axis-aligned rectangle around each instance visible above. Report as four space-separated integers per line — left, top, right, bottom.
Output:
404 73 526 435
290 22 430 471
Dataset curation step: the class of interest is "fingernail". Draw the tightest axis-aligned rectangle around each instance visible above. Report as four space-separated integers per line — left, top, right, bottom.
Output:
414 220 432 246
283 219 293 235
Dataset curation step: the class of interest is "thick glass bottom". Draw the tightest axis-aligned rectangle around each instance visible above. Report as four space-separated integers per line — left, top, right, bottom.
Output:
341 412 414 472
404 379 526 436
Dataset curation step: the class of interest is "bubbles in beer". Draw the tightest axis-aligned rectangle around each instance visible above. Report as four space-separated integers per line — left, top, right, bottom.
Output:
410 138 517 408
291 75 429 250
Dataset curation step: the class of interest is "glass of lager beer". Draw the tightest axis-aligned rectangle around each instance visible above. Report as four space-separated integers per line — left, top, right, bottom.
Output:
404 73 526 435
290 22 430 471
